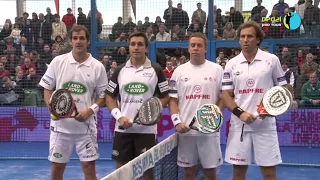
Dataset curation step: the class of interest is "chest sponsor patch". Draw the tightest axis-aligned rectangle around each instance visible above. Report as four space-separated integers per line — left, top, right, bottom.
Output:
63 81 87 94
124 82 149 95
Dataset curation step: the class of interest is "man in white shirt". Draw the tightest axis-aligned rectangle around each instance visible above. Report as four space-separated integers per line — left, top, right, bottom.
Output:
222 21 287 180
169 32 224 180
105 32 170 180
39 25 108 180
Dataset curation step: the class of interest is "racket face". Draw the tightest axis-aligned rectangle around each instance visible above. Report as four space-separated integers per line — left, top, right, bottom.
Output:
136 97 163 125
49 89 75 118
262 86 292 116
195 104 223 133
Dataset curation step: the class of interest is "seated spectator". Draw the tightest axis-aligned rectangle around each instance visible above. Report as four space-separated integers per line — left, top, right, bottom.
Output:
300 71 320 107
51 35 65 54
163 59 175 80
101 55 111 72
51 14 67 42
214 29 222 40
112 47 128 65
10 23 22 44
24 68 41 89
222 22 236 40
145 27 155 41
107 61 117 79
0 77 25 106
21 57 36 75
300 53 319 77
115 32 127 42
156 25 171 41
0 23 12 41
282 61 296 97
4 36 17 55
0 62 9 79
220 60 227 70
14 69 26 88
216 50 228 64
172 25 185 40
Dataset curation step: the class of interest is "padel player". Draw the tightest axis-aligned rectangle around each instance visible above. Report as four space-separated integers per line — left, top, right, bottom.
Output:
222 21 287 180
169 33 224 180
105 32 170 179
39 25 108 180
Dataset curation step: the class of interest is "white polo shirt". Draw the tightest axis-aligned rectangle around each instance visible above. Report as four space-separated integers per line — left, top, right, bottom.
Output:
169 60 224 136
222 48 287 132
39 51 108 134
105 58 169 134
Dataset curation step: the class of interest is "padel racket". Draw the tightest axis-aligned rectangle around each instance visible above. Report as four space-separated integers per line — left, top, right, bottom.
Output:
119 97 163 129
256 86 292 117
189 104 223 134
49 89 79 119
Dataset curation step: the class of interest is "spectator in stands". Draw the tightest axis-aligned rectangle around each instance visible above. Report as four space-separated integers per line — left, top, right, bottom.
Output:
0 77 25 106
145 27 155 41
163 59 175 80
62 8 76 32
10 23 22 45
222 22 236 40
31 12 40 38
113 47 128 64
282 61 295 88
229 7 244 30
107 61 117 79
216 50 228 64
51 14 67 42
4 55 15 76
4 36 16 55
112 17 124 40
38 13 52 44
0 62 9 79
51 35 65 54
14 69 25 87
0 23 12 41
251 0 265 17
252 8 268 24
24 67 41 89
301 53 319 76
136 21 143 32
115 32 127 42
51 49 58 59
163 0 177 32
171 25 185 41
279 47 292 65
77 7 87 27
39 44 52 65
101 55 111 72
124 17 136 35
304 0 320 38
192 2 206 29
156 25 171 41
273 0 290 17
206 5 223 33
175 3 189 35
4 19 12 30
296 48 305 70
21 57 36 75
220 60 227 69
214 29 222 40
19 12 29 29
45 7 55 24
87 9 104 36
153 16 163 35
294 0 306 22
141 17 151 33
21 19 35 48
300 71 320 107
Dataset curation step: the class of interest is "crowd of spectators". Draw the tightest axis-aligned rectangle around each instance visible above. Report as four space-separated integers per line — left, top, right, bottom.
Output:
0 0 319 108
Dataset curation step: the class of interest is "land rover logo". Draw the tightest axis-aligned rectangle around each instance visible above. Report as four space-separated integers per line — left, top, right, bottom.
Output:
124 82 149 95
63 81 87 94
53 153 62 158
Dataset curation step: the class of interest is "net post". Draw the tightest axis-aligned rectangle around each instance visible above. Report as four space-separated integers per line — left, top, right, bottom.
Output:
90 0 98 58
148 42 156 63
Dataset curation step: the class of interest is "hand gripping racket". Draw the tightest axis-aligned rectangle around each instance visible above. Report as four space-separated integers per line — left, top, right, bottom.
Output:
119 97 163 130
256 86 293 117
49 89 79 119
189 104 223 134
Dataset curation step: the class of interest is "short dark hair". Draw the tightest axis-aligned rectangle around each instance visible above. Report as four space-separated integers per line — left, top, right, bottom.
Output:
188 32 208 48
237 21 265 46
69 25 90 42
128 32 148 47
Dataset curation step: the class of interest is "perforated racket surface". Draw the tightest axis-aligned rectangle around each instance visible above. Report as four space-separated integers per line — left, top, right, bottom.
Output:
49 89 78 118
189 104 223 134
118 97 163 130
134 97 163 125
258 86 292 116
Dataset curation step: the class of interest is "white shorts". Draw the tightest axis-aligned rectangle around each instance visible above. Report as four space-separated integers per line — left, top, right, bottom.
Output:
48 131 99 163
177 135 223 169
225 131 282 166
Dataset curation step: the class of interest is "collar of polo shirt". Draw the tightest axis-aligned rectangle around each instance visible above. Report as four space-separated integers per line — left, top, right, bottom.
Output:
125 57 152 68
68 52 93 67
238 48 264 64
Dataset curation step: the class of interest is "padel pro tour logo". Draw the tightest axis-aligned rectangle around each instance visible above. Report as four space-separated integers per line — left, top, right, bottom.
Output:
261 12 301 30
